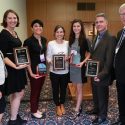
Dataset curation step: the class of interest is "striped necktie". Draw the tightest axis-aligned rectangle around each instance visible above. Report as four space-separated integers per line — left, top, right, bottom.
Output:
114 29 125 67
116 29 125 49
94 35 101 50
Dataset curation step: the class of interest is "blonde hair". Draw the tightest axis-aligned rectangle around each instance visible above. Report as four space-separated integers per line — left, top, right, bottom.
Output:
119 3 125 13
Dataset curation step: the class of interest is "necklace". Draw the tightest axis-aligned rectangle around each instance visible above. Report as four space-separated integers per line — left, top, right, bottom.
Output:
5 28 17 38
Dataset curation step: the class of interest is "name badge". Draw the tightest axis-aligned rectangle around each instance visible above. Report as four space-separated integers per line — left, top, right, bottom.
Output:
40 54 45 62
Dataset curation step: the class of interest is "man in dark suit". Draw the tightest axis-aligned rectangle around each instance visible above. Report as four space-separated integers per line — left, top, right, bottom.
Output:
112 3 125 125
87 13 116 124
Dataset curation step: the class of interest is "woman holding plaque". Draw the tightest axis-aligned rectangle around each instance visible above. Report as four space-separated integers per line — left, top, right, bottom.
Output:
46 25 69 116
0 9 28 125
23 19 47 119
69 19 90 118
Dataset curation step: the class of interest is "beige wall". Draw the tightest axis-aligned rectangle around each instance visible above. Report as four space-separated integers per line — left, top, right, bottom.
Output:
0 0 27 41
26 0 125 41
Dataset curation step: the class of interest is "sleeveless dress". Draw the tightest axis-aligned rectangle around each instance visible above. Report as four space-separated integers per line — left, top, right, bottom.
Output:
69 38 90 84
0 29 27 95
69 39 82 83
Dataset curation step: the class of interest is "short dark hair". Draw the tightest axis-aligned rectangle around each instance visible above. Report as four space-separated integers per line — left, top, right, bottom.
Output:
96 13 107 20
1 9 20 28
31 19 44 27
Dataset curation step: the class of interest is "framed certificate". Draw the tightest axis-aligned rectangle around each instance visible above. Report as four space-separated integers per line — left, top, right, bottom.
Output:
13 47 30 66
85 60 99 77
53 54 65 70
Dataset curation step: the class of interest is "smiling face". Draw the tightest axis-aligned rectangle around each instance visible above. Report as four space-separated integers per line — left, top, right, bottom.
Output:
32 23 43 36
95 16 107 33
72 22 82 35
55 27 65 40
6 12 18 29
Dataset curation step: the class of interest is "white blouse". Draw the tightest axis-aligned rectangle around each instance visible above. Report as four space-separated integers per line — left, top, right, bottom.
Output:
46 40 69 74
0 51 6 85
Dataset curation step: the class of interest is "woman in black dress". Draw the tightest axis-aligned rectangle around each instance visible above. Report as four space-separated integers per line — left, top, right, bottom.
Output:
0 9 27 125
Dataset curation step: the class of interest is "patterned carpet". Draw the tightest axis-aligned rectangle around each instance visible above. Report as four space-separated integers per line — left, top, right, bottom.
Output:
2 75 119 125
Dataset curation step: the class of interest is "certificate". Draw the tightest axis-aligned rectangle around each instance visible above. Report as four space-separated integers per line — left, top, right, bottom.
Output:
53 54 65 70
13 47 30 65
86 60 99 77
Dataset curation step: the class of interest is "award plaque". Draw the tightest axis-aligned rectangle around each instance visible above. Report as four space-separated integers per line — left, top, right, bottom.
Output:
86 60 99 77
13 47 30 65
36 63 47 77
53 54 65 70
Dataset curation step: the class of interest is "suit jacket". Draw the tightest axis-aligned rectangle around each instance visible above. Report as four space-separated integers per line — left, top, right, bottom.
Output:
115 29 125 83
91 30 116 86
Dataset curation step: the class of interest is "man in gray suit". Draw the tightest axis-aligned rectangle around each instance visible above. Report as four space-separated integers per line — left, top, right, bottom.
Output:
87 13 116 124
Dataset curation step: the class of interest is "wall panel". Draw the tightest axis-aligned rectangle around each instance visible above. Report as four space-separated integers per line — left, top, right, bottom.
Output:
26 0 124 40
26 0 124 100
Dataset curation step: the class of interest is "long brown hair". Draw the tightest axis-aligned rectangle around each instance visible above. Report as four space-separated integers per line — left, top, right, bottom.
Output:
69 19 86 47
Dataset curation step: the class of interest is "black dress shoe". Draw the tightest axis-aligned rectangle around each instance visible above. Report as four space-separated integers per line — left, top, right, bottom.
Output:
79 106 83 114
31 114 42 119
86 110 98 115
92 118 106 125
92 117 99 124
111 121 123 125
17 114 27 124
8 120 17 125
31 113 46 119
98 118 106 124
70 111 81 120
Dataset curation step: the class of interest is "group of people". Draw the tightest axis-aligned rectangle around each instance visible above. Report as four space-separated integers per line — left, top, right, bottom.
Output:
0 2 125 125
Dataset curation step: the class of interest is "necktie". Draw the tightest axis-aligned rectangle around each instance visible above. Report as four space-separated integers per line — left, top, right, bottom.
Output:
116 29 125 49
114 29 125 67
94 35 101 50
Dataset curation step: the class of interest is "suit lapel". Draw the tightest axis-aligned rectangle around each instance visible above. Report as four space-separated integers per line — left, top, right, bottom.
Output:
92 36 98 51
118 37 125 51
92 31 109 52
117 29 125 51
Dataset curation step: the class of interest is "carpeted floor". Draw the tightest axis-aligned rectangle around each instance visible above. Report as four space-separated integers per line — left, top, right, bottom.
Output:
2 75 119 125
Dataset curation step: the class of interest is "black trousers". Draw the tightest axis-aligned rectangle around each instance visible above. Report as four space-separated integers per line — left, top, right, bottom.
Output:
50 72 68 106
116 81 125 123
92 83 109 119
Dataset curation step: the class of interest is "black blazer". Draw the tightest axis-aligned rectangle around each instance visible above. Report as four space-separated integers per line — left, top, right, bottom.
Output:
23 35 47 74
91 31 116 86
115 29 125 83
